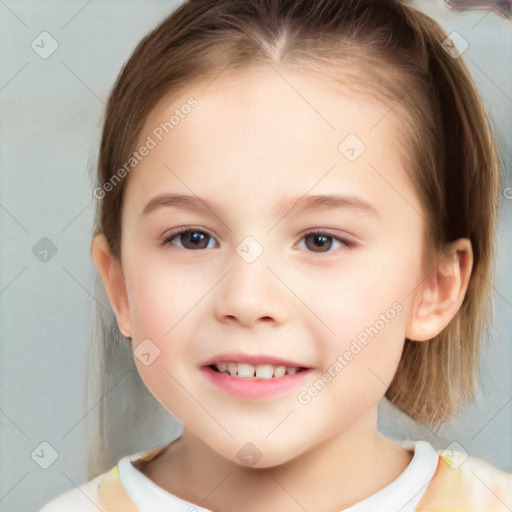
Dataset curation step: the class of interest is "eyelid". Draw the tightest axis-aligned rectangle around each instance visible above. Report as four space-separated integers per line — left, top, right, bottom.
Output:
161 226 219 246
161 226 358 251
298 228 356 244
295 228 356 251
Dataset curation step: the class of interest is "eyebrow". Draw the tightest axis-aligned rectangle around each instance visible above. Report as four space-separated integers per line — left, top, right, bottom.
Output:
278 193 380 218
142 193 380 218
143 194 217 216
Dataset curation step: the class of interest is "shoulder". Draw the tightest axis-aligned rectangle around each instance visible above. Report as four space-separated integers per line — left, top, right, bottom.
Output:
39 446 165 512
39 464 138 512
417 449 512 511
38 471 109 512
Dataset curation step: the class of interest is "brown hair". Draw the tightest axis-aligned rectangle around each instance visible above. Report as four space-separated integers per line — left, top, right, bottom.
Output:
91 0 500 475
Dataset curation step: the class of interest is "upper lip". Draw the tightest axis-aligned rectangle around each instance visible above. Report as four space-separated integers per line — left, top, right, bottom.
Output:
201 352 310 368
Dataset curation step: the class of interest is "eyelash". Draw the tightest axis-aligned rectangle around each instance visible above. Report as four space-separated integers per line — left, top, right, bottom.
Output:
161 227 354 253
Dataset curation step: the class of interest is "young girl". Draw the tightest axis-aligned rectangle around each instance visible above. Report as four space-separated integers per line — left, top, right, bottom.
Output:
41 0 512 510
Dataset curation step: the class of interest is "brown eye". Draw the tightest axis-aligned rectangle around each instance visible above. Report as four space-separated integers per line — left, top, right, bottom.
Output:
298 232 351 253
163 229 216 250
304 233 333 252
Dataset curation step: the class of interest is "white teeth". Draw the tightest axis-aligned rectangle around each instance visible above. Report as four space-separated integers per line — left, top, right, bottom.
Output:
227 362 238 377
237 363 255 378
216 362 228 372
273 365 286 378
213 362 302 379
255 364 274 379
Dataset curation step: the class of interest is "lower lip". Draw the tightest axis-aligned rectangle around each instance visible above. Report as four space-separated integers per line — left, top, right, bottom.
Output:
201 366 312 398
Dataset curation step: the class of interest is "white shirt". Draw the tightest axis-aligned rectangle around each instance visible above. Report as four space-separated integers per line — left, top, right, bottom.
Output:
121 439 438 512
40 439 439 512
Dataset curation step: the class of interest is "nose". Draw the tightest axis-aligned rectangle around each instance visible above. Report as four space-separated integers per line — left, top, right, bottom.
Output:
213 246 288 328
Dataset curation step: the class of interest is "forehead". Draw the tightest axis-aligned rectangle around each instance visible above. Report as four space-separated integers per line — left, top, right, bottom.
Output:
141 64 405 145
123 64 417 220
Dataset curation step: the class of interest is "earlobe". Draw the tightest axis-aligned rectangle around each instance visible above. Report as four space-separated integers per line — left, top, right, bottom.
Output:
91 233 132 338
406 238 473 342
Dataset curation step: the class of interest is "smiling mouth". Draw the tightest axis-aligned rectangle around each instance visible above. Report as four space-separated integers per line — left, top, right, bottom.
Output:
208 362 308 379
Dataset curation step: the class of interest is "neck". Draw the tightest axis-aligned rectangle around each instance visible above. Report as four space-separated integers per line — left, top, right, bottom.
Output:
141 408 412 512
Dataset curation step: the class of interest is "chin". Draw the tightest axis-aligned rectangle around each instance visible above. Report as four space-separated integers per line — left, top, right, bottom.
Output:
208 435 308 470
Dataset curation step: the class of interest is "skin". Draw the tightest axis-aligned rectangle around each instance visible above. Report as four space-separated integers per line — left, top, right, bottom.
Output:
92 64 473 512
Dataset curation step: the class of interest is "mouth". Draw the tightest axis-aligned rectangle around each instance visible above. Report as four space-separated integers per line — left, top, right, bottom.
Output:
201 354 312 398
207 362 308 379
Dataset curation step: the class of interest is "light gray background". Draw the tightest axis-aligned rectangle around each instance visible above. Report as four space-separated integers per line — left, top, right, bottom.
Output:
0 1 511 511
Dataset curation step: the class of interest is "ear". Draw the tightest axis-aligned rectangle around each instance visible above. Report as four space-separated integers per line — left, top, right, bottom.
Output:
406 238 473 342
91 233 132 338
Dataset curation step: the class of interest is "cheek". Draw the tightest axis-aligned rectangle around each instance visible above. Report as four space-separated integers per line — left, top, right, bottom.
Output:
125 251 211 338
294 298 407 427
124 262 192 410
296 243 421 378
130 316 196 424
318 297 406 384
304 257 415 340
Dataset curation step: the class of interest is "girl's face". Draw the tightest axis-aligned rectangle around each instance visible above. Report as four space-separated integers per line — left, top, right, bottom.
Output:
117 66 429 467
